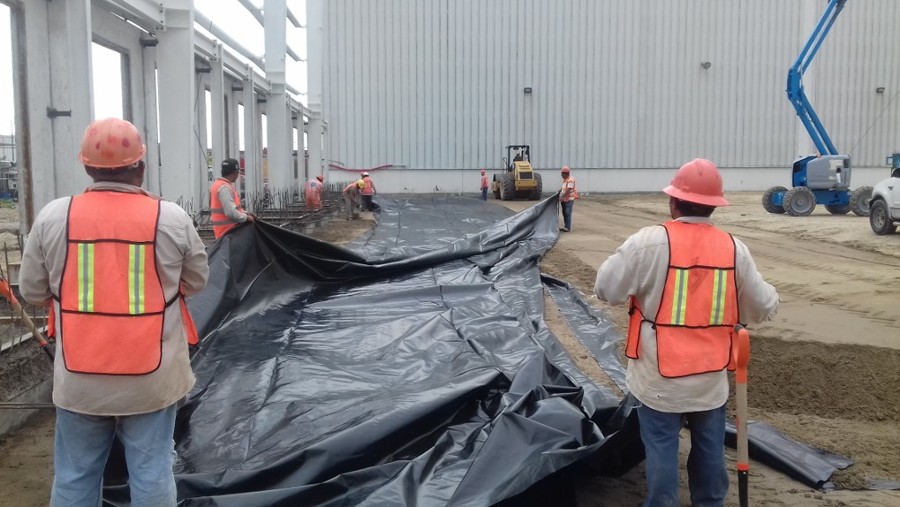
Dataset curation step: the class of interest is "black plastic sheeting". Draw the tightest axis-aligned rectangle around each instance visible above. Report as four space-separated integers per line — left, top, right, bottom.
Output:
103 195 640 506
101 194 883 505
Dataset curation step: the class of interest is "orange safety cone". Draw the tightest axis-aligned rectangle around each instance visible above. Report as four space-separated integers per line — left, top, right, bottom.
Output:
733 324 751 507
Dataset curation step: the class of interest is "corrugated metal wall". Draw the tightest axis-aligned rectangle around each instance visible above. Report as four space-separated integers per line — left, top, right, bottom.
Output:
320 0 900 172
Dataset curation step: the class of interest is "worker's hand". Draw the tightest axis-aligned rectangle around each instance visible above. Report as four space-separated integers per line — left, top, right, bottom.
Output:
245 213 256 223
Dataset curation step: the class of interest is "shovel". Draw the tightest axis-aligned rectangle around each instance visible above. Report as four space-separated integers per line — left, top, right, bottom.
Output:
0 277 55 361
733 324 751 507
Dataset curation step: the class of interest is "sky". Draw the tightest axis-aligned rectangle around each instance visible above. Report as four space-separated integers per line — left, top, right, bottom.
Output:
0 0 307 138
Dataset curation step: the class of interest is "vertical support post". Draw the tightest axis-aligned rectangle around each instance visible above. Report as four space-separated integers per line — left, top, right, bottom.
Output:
264 0 290 197
141 40 161 196
156 0 196 208
306 0 325 188
209 43 227 177
242 68 260 211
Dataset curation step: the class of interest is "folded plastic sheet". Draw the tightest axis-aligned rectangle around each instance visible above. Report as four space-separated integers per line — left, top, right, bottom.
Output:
103 195 634 506
101 194 861 506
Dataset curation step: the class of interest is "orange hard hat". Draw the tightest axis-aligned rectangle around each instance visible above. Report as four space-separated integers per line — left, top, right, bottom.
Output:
78 118 146 168
357 179 366 188
561 166 570 173
663 158 729 207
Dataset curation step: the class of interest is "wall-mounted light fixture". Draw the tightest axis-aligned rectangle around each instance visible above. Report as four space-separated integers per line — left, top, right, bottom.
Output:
700 61 712 70
876 87 885 94
524 87 533 94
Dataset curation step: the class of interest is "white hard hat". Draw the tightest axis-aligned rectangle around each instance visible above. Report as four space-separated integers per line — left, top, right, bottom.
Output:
362 172 370 177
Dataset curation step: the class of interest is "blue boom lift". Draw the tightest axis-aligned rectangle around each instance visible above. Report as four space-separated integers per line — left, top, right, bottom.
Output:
762 0 872 216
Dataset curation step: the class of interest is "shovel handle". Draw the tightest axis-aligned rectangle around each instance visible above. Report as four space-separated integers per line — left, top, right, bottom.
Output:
733 324 750 507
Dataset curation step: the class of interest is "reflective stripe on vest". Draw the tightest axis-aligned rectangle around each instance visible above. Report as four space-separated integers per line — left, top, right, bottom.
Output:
60 191 167 375
624 221 739 378
210 178 244 238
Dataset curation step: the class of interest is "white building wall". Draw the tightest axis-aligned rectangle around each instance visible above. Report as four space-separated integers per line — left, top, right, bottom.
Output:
318 0 900 192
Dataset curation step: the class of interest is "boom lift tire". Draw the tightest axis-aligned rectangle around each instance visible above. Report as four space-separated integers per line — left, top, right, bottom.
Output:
501 173 516 201
850 186 873 216
492 175 502 199
762 186 787 214
784 186 816 216
824 204 852 215
529 173 543 200
869 199 897 235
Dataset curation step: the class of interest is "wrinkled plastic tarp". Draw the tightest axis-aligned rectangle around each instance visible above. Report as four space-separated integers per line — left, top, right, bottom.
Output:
101 194 863 505
103 195 637 506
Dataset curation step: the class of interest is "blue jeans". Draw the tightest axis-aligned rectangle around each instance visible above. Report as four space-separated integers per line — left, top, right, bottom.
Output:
52 405 178 507
637 403 728 507
561 200 574 230
481 188 488 201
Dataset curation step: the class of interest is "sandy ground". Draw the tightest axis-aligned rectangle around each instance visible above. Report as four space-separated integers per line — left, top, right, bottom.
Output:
1 193 899 506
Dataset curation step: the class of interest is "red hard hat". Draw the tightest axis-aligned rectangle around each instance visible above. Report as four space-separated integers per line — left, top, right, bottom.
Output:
663 158 729 207
79 118 146 168
316 175 324 182
561 166 570 174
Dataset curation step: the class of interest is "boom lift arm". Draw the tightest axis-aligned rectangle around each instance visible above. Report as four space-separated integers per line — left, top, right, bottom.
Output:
786 0 847 157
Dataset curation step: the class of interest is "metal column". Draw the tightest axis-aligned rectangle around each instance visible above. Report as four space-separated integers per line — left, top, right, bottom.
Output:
264 0 290 196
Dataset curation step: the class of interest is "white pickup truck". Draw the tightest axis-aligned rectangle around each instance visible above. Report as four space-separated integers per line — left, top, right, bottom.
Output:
869 154 900 235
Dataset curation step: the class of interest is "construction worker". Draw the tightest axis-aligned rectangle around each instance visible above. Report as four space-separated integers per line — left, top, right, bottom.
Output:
593 158 779 506
305 174 325 211
559 166 577 231
360 171 378 211
343 179 365 220
480 169 489 200
18 118 209 507
210 158 253 238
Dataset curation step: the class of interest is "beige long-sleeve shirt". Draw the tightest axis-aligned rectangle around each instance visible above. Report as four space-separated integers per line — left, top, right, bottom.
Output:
594 216 779 413
19 182 209 416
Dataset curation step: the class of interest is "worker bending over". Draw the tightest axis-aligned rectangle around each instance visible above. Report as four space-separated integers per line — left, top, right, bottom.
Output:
343 179 365 220
210 158 253 239
594 158 779 506
305 175 325 211
19 118 209 507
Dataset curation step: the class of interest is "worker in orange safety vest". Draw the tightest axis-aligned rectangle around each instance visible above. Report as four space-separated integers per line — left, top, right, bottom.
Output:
18 117 209 506
360 171 378 211
559 166 578 231
593 158 779 505
210 158 253 238
480 169 489 201
305 174 325 211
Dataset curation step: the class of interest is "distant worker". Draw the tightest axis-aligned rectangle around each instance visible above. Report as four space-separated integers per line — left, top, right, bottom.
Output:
305 175 325 211
360 171 378 211
480 169 489 201
343 179 365 220
18 117 210 507
559 166 578 232
210 158 253 239
593 158 779 506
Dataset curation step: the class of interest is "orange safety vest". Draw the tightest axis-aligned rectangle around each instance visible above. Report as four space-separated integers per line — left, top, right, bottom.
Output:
58 191 174 375
481 174 489 189
361 176 375 196
625 221 739 378
210 178 245 238
560 176 578 202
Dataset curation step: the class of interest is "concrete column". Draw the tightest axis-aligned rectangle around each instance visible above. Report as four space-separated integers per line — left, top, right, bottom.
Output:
306 0 326 183
209 43 227 177
307 113 323 184
264 0 290 196
14 0 93 231
156 0 196 208
242 68 260 211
